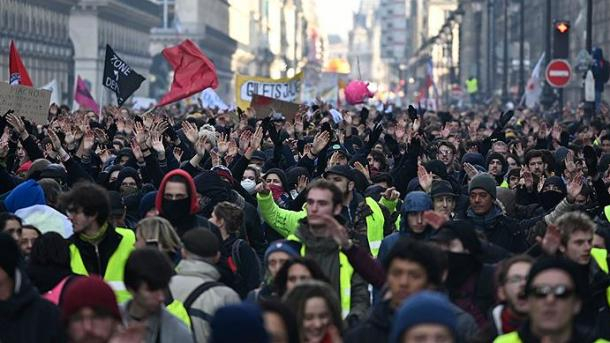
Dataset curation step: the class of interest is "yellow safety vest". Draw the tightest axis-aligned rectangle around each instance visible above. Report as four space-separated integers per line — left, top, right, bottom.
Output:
286 234 354 318
69 227 135 303
604 205 610 222
494 331 609 343
500 179 509 189
466 78 478 94
365 197 385 258
591 248 610 306
166 298 191 328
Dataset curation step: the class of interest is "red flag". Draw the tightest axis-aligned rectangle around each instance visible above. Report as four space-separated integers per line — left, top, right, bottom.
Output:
158 39 218 107
74 75 99 112
9 40 33 87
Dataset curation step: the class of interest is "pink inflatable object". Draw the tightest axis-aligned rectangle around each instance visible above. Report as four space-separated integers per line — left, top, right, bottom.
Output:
345 80 374 105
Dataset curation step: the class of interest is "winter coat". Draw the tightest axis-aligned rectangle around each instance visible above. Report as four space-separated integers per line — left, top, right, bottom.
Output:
169 259 241 343
0 270 64 343
287 221 370 322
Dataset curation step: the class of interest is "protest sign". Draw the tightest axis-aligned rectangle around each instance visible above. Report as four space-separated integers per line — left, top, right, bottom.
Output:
200 88 228 110
250 94 301 120
235 72 303 110
0 82 51 124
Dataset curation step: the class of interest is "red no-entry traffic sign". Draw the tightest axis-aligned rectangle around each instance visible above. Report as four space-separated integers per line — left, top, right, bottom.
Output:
546 59 572 88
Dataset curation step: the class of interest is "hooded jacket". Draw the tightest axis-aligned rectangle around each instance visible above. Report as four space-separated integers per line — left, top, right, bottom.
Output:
155 169 212 237
0 269 64 343
169 259 241 343
4 179 46 213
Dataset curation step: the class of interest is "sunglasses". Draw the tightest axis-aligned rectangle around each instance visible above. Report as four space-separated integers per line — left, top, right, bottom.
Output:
528 284 574 300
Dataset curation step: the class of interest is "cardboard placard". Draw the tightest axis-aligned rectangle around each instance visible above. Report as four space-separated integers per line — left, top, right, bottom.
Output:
250 94 301 120
0 82 51 124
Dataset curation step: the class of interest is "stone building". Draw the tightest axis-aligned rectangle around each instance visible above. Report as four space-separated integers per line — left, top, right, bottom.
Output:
0 0 78 102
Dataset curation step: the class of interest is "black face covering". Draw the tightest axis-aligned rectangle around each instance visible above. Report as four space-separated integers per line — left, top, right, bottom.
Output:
539 191 565 211
161 198 191 224
446 252 482 290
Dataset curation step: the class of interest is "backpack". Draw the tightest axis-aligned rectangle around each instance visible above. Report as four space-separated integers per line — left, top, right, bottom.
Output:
226 238 261 297
182 281 225 323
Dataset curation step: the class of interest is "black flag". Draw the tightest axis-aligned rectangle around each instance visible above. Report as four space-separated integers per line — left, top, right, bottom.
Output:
103 45 145 106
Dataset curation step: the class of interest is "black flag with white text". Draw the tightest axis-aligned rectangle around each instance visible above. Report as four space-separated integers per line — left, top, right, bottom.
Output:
103 45 145 106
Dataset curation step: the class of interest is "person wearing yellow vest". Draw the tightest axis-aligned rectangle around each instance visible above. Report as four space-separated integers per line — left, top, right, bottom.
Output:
61 182 135 304
275 179 370 325
119 248 193 343
257 165 394 258
494 257 610 343
466 76 478 104
538 212 610 338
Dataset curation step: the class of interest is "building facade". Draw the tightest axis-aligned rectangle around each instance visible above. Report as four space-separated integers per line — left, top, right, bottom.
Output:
70 0 160 105
458 0 610 105
0 0 78 103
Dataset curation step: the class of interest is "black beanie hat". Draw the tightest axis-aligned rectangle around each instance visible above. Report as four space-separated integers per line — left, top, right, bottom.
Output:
0 232 21 279
425 160 448 180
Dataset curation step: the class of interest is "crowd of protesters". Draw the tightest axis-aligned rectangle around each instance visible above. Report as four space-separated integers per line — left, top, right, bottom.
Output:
1 96 610 343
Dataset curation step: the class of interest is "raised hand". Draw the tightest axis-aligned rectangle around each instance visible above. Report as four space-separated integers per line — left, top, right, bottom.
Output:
417 164 433 192
296 175 309 194
294 111 304 134
513 142 524 158
195 136 209 157
210 148 221 167
383 186 400 201
564 150 576 174
83 130 95 152
311 131 330 155
6 113 27 139
151 132 165 156
328 151 341 168
239 130 252 152
133 122 147 147
250 126 264 151
311 214 351 249
173 147 184 162
537 224 561 255
255 179 271 195
130 139 144 163
47 129 62 152
463 162 479 180
520 166 534 190
217 132 229 155
221 136 234 155
566 174 583 203
423 211 448 230
353 161 370 181
182 121 198 144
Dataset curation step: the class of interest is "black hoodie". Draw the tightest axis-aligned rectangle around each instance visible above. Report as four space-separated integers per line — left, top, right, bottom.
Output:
0 269 64 343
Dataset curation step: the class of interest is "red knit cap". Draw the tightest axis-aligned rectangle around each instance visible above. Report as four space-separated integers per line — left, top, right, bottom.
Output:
60 276 121 322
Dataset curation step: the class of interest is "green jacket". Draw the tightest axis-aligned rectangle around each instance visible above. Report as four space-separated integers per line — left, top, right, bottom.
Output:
257 192 396 257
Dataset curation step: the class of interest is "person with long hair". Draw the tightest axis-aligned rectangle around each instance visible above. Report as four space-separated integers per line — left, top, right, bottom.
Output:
283 280 344 343
274 257 329 298
135 216 182 264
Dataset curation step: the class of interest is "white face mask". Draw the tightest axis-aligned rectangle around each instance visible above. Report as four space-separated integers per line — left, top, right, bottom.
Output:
241 179 256 194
